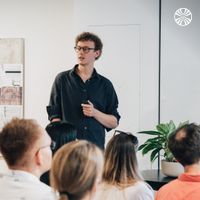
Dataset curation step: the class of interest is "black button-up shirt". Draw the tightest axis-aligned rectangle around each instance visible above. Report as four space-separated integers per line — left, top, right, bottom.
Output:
47 65 120 149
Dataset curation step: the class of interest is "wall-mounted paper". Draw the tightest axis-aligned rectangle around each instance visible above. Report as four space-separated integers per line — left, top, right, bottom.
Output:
0 39 24 129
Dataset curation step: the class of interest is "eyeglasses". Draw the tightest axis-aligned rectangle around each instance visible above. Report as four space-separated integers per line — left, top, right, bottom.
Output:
38 140 56 152
114 130 139 150
74 46 95 53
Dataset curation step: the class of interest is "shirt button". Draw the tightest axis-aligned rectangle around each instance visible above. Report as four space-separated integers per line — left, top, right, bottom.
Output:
84 126 87 130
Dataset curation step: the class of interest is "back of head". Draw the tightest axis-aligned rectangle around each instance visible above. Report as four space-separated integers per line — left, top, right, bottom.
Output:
45 121 77 153
168 123 200 166
0 118 41 168
103 131 142 187
50 140 103 200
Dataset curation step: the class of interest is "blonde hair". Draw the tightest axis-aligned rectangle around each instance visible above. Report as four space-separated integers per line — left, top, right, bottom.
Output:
103 133 142 188
50 140 103 200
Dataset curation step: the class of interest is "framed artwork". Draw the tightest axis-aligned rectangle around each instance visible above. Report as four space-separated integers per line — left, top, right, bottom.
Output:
0 38 24 129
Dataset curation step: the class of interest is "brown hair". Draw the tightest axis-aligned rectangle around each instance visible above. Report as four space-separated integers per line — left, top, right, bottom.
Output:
75 32 103 60
168 123 200 166
50 140 103 200
0 118 41 167
103 132 142 188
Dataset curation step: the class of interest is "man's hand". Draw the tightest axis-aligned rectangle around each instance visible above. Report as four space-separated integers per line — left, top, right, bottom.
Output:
81 100 96 117
81 100 118 129
51 118 61 122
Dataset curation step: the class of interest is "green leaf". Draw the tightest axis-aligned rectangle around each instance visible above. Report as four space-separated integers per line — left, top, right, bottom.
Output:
141 142 160 155
151 154 159 162
168 120 176 133
145 137 163 143
138 120 188 162
138 131 160 135
156 123 169 134
138 143 148 151
150 148 161 162
164 150 175 162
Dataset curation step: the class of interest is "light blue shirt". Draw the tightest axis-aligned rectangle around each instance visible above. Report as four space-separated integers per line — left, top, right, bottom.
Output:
0 170 57 200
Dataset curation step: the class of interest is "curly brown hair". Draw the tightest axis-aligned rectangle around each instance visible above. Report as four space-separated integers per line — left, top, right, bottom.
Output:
75 32 103 60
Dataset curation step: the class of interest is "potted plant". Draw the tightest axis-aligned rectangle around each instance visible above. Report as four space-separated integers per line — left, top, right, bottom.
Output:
138 120 188 177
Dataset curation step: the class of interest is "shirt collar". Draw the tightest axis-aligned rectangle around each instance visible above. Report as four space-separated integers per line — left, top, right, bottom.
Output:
178 173 200 182
71 64 100 80
6 169 40 183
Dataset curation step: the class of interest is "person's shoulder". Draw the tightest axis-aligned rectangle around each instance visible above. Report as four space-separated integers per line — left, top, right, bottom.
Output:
54 68 72 81
97 74 115 89
158 178 179 191
93 183 120 200
98 73 111 82
133 181 152 192
56 69 70 78
35 180 57 198
134 181 152 190
155 179 180 199
125 181 154 199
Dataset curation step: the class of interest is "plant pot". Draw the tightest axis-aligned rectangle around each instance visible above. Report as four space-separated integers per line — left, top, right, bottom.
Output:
161 160 184 177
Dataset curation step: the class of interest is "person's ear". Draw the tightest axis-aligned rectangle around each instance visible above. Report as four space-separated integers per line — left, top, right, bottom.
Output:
35 149 42 166
95 50 101 59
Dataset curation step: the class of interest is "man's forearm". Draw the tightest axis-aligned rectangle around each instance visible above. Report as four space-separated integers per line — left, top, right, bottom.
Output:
93 109 118 129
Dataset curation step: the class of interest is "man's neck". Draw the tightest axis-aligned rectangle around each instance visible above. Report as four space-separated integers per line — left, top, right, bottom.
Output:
9 165 41 178
184 163 200 175
77 64 94 82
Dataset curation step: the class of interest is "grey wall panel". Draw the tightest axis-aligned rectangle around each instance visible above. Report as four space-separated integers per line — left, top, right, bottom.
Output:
161 0 200 124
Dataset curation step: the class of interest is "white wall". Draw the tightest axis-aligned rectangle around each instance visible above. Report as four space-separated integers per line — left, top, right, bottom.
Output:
0 0 74 127
0 0 159 170
72 0 159 170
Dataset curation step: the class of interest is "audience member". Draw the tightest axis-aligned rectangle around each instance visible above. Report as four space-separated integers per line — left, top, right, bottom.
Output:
40 121 77 185
93 130 154 200
156 123 200 200
46 121 77 153
0 118 56 200
50 140 103 200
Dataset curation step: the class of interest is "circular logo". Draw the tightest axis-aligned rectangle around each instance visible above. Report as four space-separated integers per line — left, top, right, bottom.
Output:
174 8 192 26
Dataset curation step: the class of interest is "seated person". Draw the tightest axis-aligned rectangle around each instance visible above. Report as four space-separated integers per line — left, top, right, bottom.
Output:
156 123 200 200
50 140 103 200
45 121 77 153
93 130 154 200
0 118 56 200
40 121 77 185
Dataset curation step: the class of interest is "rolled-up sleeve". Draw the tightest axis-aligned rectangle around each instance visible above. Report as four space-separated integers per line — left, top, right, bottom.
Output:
105 82 121 132
47 75 62 121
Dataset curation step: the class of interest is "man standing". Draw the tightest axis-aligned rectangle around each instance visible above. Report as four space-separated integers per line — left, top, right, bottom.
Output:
0 118 56 200
156 123 200 200
47 32 120 149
